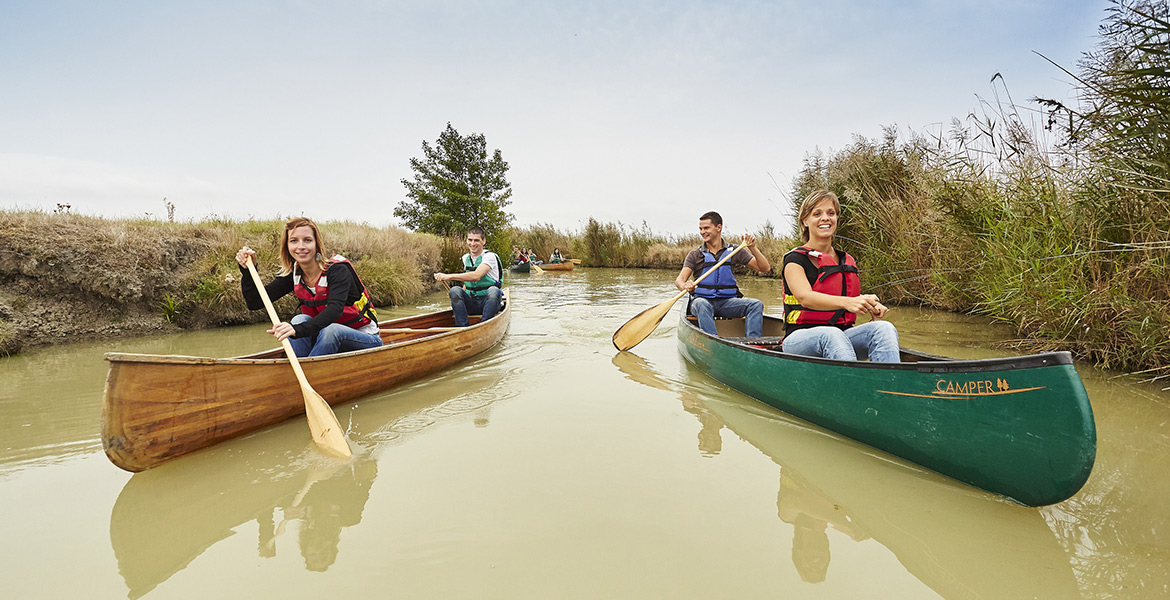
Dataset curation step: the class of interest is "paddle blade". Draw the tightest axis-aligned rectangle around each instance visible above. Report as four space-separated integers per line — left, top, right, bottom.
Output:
301 385 352 458
531 263 544 274
612 297 678 351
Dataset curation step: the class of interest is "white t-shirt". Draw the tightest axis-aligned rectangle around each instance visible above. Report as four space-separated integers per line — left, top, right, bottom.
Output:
464 251 501 282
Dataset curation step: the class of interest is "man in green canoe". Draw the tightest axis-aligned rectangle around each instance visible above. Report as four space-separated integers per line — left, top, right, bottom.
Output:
675 211 771 337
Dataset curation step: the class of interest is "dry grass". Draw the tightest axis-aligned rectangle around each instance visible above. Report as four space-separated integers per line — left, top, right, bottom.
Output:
0 211 445 349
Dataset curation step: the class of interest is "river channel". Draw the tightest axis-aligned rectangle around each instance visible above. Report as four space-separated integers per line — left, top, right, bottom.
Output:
1 268 1167 599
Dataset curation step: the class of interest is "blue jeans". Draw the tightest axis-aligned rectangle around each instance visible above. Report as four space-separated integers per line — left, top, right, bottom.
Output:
449 286 503 327
288 314 383 358
689 296 764 337
781 321 900 362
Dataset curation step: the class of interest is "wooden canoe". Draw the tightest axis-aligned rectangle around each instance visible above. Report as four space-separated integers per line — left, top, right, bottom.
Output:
539 262 573 271
101 293 511 472
509 262 531 273
676 313 1096 506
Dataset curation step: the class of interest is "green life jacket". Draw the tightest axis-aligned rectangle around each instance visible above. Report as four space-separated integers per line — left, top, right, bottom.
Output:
463 252 502 296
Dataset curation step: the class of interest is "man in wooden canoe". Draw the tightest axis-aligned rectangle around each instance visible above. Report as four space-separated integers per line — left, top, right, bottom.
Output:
434 227 505 327
674 211 771 337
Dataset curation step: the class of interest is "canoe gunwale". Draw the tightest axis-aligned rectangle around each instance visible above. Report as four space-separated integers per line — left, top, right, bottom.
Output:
104 305 493 366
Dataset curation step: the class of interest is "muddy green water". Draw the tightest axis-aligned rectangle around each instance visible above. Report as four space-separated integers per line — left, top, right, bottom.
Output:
1 269 1167 599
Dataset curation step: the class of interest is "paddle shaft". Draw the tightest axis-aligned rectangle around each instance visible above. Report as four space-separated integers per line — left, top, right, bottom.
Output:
245 259 312 384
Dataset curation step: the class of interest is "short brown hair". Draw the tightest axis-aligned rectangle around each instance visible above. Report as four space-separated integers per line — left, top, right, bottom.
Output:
699 211 722 226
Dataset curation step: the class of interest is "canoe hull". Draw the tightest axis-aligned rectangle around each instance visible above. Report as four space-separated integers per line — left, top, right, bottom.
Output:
539 262 573 271
509 262 531 273
102 298 511 472
676 314 1095 506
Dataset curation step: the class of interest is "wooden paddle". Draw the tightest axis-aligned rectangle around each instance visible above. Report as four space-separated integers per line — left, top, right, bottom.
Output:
612 242 748 351
530 261 544 274
245 257 352 458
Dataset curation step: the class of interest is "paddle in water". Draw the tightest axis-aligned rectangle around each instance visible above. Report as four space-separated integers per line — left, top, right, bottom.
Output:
245 257 352 458
612 242 747 351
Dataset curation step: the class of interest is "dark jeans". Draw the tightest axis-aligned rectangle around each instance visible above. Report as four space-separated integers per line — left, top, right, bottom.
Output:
449 286 504 327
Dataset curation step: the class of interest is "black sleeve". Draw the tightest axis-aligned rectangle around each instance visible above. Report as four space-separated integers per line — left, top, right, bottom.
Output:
290 263 356 339
781 251 818 290
240 266 294 311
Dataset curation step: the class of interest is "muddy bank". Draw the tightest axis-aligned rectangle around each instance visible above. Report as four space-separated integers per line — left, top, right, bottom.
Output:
0 212 442 355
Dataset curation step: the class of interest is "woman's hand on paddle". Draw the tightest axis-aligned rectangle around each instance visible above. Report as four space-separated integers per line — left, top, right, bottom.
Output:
869 301 889 319
236 246 257 268
268 321 296 341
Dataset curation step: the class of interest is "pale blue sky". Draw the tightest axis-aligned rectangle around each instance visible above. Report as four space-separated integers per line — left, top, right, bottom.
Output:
0 0 1105 236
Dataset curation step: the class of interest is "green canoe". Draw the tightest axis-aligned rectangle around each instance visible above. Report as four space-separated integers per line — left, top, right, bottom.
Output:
676 313 1096 506
509 262 531 274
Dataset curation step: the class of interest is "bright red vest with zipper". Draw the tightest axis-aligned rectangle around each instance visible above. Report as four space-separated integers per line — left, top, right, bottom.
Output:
782 246 861 328
292 255 378 329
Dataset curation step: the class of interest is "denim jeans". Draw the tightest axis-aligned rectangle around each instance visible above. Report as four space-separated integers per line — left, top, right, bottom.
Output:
449 286 504 327
781 320 900 362
689 296 764 337
288 314 384 358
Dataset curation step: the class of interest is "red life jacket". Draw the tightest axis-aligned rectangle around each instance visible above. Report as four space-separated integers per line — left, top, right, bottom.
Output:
782 246 861 328
292 255 378 329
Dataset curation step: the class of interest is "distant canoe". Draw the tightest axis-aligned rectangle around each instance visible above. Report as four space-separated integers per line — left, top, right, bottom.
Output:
510 262 531 273
102 293 512 472
676 313 1096 506
540 262 574 271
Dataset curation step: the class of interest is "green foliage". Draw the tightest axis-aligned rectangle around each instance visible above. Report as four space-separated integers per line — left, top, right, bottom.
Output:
395 122 514 243
581 218 623 266
159 293 181 323
353 256 426 306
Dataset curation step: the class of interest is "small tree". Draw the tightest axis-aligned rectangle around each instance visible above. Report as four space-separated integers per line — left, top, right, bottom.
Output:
395 122 514 256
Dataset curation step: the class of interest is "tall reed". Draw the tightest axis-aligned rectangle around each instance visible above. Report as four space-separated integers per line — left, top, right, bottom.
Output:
787 0 1170 374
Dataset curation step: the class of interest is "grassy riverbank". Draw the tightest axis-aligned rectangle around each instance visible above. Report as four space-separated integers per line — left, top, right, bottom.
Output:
0 211 442 354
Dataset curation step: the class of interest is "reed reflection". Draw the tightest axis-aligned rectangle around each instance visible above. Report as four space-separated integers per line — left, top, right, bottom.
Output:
611 351 1080 598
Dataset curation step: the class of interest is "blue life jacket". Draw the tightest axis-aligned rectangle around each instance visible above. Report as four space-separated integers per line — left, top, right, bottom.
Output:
692 244 740 299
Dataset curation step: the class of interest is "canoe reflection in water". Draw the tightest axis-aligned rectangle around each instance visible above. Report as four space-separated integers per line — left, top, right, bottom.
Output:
611 352 1080 598
110 443 378 598
110 363 510 599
